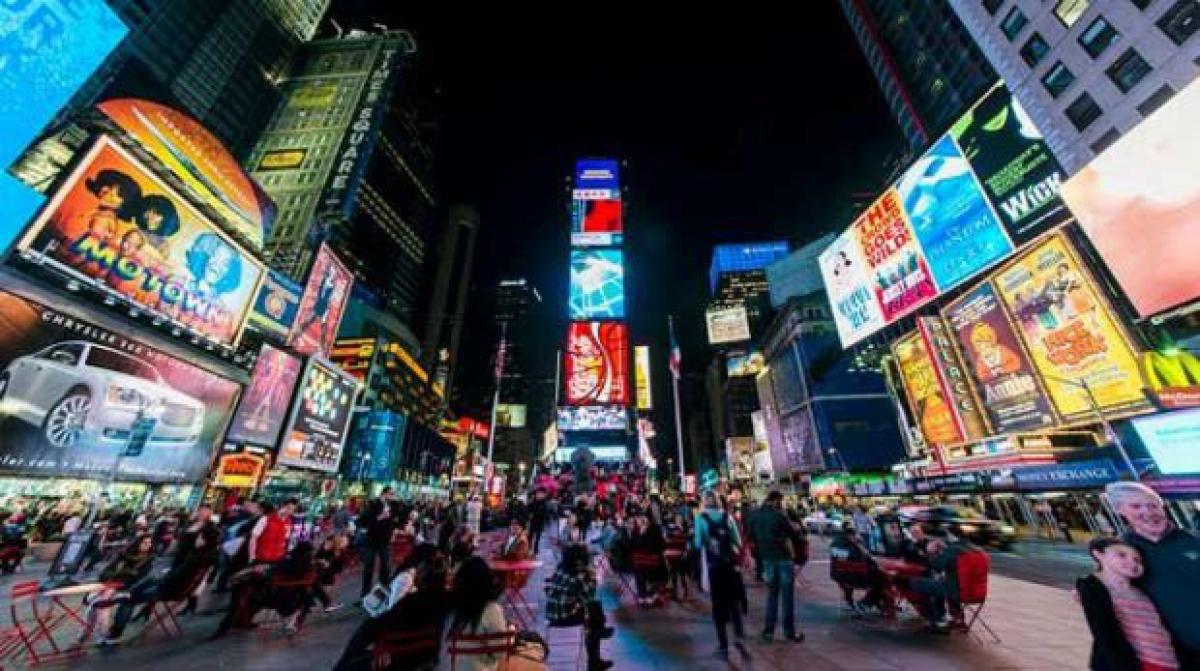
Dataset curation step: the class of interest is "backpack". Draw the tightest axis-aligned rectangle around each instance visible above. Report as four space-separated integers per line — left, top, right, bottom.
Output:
702 513 735 566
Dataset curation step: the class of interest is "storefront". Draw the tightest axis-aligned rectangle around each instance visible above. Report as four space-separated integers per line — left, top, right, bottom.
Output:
204 446 270 512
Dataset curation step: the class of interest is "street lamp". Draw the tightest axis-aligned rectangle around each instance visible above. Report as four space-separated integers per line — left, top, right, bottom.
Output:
1042 374 1139 481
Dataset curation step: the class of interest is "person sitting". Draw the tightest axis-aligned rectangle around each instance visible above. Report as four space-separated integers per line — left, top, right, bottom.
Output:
828 526 886 615
211 541 316 638
449 526 477 570
629 513 666 606
545 544 613 671
496 519 530 561
333 545 449 670
900 523 932 569
313 534 349 613
85 534 156 645
907 532 969 633
440 556 510 671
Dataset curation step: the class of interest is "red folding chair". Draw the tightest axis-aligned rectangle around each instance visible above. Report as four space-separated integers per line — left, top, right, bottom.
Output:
956 550 999 643
596 553 635 601
2 580 86 666
664 538 690 600
446 629 516 670
371 626 441 670
136 569 211 641
629 551 668 606
255 574 317 632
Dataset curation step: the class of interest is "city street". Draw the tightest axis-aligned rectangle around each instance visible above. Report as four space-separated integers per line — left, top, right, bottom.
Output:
2 537 1091 670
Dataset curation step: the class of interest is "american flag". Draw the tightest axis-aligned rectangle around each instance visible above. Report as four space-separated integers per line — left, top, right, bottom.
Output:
668 316 681 380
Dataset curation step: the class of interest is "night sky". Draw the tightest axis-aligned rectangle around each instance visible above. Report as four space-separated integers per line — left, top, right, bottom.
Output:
331 4 905 448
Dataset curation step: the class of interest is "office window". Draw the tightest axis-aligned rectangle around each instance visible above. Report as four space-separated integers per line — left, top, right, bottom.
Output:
982 0 1005 15
1106 48 1153 93
1090 128 1122 154
1079 17 1120 58
1137 84 1176 116
1042 62 1077 98
1157 1 1200 45
1001 7 1029 39
1065 92 1103 131
1021 33 1051 66
1055 0 1092 26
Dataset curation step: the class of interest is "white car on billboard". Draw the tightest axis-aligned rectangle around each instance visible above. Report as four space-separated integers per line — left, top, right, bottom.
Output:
0 341 205 449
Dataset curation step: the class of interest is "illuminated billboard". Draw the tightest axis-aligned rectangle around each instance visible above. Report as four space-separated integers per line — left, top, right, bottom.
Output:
278 356 360 472
225 344 302 447
571 198 623 247
573 158 620 196
14 136 265 347
569 249 625 320
0 0 127 247
726 349 765 378
98 99 277 249
991 233 1150 422
557 405 628 432
942 281 1057 434
290 244 353 356
1132 409 1200 476
949 83 1067 244
1062 80 1200 318
893 332 962 446
916 317 989 441
634 345 653 410
854 188 938 322
496 404 527 428
705 305 751 345
565 322 629 405
0 292 238 483
248 270 302 340
819 229 886 347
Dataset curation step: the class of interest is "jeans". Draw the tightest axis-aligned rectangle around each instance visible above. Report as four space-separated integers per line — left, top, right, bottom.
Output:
530 525 544 554
107 580 159 638
909 577 947 623
763 560 795 636
359 544 391 597
709 564 744 649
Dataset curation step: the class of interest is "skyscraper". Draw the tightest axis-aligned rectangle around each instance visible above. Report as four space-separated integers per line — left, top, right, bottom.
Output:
838 0 998 151
949 0 1200 174
246 30 438 329
420 205 479 398
709 241 790 332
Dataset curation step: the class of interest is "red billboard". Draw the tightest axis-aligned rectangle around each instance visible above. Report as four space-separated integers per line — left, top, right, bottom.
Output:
289 244 353 356
565 322 629 405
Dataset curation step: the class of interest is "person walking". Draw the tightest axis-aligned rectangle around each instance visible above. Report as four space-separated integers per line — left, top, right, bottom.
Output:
357 488 398 598
528 489 549 554
695 491 746 658
751 491 805 643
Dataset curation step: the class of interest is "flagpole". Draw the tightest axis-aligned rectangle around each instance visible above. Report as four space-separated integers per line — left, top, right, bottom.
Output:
668 315 686 493
484 321 507 494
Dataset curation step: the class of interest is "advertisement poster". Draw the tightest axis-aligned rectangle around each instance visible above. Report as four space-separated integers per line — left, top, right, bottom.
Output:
569 249 625 320
0 291 239 482
896 134 1013 292
564 321 629 405
1132 408 1200 476
213 450 268 488
726 349 766 377
225 344 302 447
779 409 823 473
950 84 1067 244
705 305 752 345
14 137 265 347
278 357 359 472
573 158 620 195
98 99 277 249
893 331 962 446
726 437 756 480
248 270 301 340
557 405 627 432
853 188 938 322
290 244 353 356
342 410 405 481
1062 80 1200 318
819 228 885 347
496 404 527 428
634 345 653 410
943 281 1056 433
992 234 1149 422
917 317 990 441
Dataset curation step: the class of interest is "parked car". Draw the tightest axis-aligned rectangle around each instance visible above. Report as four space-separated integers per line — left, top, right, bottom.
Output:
0 341 205 449
803 510 846 535
899 505 1016 550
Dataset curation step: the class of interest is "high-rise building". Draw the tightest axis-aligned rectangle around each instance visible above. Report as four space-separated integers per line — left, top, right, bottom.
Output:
420 205 479 398
837 0 998 151
949 0 1200 174
13 0 327 190
709 241 790 334
246 30 438 329
495 278 544 410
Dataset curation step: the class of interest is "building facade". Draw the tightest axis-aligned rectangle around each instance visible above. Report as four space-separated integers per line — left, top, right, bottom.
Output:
419 205 479 397
949 0 1200 174
838 0 998 151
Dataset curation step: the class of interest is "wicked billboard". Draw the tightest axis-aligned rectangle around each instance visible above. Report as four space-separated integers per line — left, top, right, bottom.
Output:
0 291 240 482
12 136 265 348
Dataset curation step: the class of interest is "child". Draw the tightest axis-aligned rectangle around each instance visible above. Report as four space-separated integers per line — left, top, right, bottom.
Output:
1077 537 1180 671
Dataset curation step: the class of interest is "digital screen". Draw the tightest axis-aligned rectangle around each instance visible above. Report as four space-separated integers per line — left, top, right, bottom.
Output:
992 233 1149 422
634 345 652 410
896 134 1013 292
14 136 265 347
554 446 627 463
0 0 127 248
705 305 751 345
278 357 359 473
572 198 623 235
819 229 886 347
1062 80 1200 318
565 322 629 405
1133 408 1200 476
574 158 620 194
0 291 239 482
248 270 302 340
257 149 308 171
726 350 765 377
98 99 277 249
569 249 625 320
950 84 1068 244
557 405 628 432
290 244 353 356
225 344 302 447
496 404 527 428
